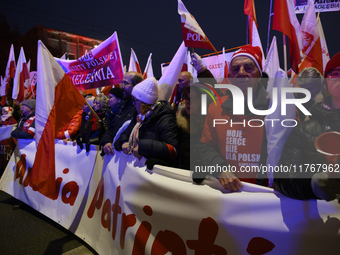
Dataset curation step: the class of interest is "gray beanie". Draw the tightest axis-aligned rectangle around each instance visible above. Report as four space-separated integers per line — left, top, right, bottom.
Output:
21 99 36 110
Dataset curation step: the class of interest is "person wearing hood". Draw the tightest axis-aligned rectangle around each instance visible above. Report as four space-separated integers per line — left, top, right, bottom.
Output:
11 99 36 139
114 77 179 169
275 51 340 202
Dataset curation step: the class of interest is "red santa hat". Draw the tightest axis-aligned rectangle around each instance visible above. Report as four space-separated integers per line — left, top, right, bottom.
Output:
229 45 263 75
324 51 340 78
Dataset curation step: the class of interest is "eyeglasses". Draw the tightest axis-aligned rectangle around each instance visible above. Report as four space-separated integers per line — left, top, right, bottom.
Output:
230 64 256 76
120 81 132 88
327 69 340 81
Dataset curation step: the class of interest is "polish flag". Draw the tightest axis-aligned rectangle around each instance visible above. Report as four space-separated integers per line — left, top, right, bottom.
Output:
317 16 330 73
178 0 217 52
158 41 187 102
143 53 154 79
299 0 323 74
273 0 302 74
1 45 16 106
263 37 281 92
30 41 85 199
12 47 30 103
128 48 142 74
222 47 230 85
244 0 257 45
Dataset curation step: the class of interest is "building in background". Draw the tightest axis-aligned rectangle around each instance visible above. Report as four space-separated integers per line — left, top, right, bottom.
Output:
16 25 103 72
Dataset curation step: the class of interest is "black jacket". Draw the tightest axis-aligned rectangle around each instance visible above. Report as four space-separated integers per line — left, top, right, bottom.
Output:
100 99 136 146
114 100 178 163
275 97 340 200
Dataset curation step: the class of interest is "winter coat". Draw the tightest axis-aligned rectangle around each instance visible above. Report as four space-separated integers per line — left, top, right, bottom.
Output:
56 109 82 139
100 99 136 146
11 112 35 139
275 96 340 200
114 100 178 164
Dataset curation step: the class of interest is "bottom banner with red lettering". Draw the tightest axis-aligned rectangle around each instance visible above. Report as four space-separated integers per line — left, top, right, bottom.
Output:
1 139 340 255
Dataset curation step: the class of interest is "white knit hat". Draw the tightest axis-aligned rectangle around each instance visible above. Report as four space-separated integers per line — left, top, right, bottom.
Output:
132 77 158 105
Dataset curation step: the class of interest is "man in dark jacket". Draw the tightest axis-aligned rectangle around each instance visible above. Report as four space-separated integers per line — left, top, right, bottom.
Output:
275 51 340 202
11 99 36 139
100 71 143 155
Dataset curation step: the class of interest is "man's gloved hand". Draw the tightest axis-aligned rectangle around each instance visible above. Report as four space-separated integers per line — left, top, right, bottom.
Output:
85 142 91 152
190 52 205 73
76 136 84 150
311 173 340 201
145 158 166 170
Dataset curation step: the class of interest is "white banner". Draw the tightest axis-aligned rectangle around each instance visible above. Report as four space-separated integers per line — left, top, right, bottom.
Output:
295 0 340 13
1 140 340 254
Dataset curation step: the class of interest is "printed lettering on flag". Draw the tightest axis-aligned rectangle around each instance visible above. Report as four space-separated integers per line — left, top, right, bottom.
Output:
56 32 124 90
178 0 217 51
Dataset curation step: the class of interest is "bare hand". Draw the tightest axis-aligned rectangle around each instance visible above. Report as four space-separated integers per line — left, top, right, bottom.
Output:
63 138 72 144
132 145 142 160
122 142 131 154
218 171 243 192
103 143 114 155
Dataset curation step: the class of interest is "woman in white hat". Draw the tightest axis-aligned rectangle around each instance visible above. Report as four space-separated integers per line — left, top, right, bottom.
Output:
114 77 179 168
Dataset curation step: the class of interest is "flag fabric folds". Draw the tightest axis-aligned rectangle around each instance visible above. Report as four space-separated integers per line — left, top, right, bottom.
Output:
244 0 257 45
273 0 302 74
299 0 323 74
317 16 330 73
128 48 142 74
178 0 216 52
1 45 16 106
12 47 30 103
30 40 85 199
142 53 154 79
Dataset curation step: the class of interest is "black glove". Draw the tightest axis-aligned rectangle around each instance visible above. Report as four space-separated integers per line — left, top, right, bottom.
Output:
85 142 91 152
145 158 166 170
76 136 84 150
192 171 205 184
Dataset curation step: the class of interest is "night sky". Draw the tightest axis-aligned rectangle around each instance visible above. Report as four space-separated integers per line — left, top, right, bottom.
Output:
2 0 340 78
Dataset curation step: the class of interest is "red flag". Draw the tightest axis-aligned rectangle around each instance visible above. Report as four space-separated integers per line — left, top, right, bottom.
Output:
178 0 217 52
244 0 257 45
30 40 85 199
128 48 142 74
1 45 16 106
13 47 30 103
273 0 302 74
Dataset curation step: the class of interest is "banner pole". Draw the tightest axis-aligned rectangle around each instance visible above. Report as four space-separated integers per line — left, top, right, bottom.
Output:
266 0 274 55
283 35 287 73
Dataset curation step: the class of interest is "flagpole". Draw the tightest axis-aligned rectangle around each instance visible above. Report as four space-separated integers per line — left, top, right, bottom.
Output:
266 0 274 55
283 35 287 73
84 100 106 128
246 16 249 45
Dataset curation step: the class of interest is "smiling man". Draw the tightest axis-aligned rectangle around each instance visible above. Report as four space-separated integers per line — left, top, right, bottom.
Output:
197 45 269 191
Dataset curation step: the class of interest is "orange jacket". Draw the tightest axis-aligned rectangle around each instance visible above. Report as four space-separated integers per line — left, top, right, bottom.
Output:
56 110 83 139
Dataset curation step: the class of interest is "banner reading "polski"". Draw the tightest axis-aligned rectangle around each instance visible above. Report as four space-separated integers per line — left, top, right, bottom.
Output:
56 32 124 90
1 139 340 254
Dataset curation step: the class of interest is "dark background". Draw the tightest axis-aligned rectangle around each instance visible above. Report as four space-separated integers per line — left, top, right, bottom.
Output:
1 0 340 78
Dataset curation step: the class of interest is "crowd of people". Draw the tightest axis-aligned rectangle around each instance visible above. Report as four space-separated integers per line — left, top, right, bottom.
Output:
1 45 340 203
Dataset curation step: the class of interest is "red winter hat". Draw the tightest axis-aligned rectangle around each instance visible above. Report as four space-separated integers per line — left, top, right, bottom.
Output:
229 45 263 75
324 51 340 77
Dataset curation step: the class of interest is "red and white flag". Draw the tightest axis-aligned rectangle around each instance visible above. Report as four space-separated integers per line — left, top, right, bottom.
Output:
244 0 257 45
222 47 230 84
128 48 142 74
142 53 154 79
30 41 85 199
273 0 302 74
299 0 323 74
251 20 266 71
317 15 330 73
178 0 217 52
1 45 16 106
12 47 30 103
